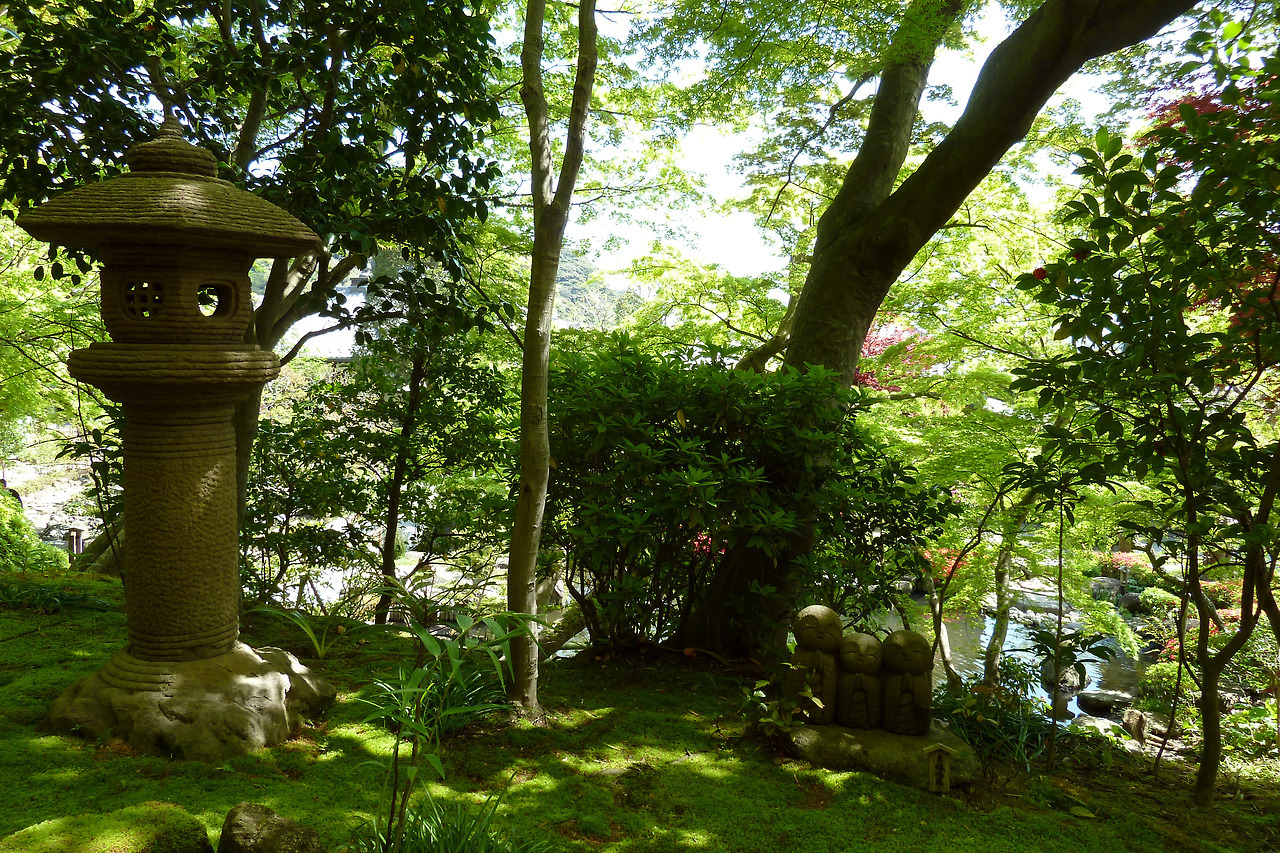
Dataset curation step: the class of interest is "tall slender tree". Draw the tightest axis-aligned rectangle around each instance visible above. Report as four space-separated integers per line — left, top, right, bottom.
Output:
507 0 598 710
640 0 1205 649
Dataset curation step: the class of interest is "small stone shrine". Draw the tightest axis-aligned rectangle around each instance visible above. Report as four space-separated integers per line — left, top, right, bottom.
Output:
17 117 334 761
783 606 977 790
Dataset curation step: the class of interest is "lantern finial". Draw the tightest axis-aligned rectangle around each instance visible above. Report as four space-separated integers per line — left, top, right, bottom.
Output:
125 117 217 177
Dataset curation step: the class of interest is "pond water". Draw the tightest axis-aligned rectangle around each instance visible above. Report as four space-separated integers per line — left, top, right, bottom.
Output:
865 609 1146 717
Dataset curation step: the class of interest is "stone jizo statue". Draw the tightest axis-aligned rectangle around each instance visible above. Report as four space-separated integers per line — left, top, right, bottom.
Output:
881 629 933 736
787 604 843 724
836 632 882 729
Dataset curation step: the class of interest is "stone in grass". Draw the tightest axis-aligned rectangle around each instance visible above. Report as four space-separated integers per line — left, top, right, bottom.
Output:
787 722 980 791
217 803 326 853
1068 716 1142 756
0 801 212 853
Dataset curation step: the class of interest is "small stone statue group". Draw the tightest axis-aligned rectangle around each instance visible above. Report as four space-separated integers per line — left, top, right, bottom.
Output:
787 604 932 736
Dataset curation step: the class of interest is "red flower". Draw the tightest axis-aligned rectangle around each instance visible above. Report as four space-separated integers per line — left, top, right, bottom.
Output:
1033 267 1048 280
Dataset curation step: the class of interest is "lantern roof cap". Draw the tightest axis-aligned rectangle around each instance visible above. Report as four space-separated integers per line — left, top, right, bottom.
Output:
125 116 219 176
17 117 318 258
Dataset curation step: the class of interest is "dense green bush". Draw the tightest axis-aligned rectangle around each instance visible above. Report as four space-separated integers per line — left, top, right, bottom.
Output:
0 495 67 574
544 335 958 649
1139 586 1180 617
934 655 1054 773
1220 701 1280 760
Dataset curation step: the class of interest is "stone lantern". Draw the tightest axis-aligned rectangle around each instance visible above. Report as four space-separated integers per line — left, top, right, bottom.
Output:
17 117 334 761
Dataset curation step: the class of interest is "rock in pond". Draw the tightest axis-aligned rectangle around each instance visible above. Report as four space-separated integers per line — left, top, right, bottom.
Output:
1040 657 1090 693
787 722 979 791
1076 688 1135 716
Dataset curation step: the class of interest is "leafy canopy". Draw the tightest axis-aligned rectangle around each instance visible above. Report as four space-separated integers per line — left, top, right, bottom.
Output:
0 0 501 277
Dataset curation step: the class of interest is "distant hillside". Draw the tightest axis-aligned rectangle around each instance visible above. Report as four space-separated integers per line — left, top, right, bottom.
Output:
555 254 639 330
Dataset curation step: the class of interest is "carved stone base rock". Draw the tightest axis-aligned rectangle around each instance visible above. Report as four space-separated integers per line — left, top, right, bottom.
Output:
787 722 980 791
45 643 335 762
218 803 327 853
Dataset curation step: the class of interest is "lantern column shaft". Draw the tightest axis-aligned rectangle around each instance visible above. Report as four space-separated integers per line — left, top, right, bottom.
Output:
122 405 240 661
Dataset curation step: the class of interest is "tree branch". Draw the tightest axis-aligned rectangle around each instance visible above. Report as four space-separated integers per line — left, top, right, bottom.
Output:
269 253 363 348
767 71 875 222
877 0 1199 266
816 0 968 249
551 0 599 217
521 0 555 218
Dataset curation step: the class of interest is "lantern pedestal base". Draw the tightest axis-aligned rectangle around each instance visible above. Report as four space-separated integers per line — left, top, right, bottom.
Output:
44 643 334 762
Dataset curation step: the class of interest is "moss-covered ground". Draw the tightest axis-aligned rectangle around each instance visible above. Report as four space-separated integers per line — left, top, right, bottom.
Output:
1 570 1278 851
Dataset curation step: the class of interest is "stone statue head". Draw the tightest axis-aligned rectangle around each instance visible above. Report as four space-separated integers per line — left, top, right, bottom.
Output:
839 632 882 674
793 604 843 653
882 630 932 675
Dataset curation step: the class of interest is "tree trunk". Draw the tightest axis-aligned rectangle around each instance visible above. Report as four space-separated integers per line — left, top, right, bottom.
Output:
508 0 598 711
981 546 1014 688
1192 544 1261 807
982 490 1038 687
786 0 1199 382
699 0 1199 654
925 572 962 692
373 349 428 624
539 600 588 662
682 534 807 655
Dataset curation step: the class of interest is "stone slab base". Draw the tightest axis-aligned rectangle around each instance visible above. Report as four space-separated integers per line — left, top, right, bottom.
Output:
787 722 980 791
45 643 335 762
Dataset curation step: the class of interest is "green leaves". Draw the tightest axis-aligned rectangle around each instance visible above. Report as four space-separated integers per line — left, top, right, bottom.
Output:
1010 30 1280 623
544 333 957 645
1 0 502 334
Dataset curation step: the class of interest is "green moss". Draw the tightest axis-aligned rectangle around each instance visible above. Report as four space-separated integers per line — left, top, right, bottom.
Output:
0 570 1278 852
0 801 210 853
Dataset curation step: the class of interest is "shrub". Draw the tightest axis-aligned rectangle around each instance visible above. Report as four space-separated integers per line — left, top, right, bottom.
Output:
543 335 958 649
0 496 68 574
934 655 1054 774
1139 586 1180 617
1221 700 1280 760
1137 658 1201 715
1201 578 1242 608
1093 550 1150 583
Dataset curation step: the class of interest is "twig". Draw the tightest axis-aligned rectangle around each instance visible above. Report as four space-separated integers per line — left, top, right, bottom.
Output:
0 620 68 642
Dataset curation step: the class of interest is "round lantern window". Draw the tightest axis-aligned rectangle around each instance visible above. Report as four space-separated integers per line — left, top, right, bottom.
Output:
197 280 235 318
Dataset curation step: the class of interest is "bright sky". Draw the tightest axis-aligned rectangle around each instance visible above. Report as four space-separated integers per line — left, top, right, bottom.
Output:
588 5 1116 283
